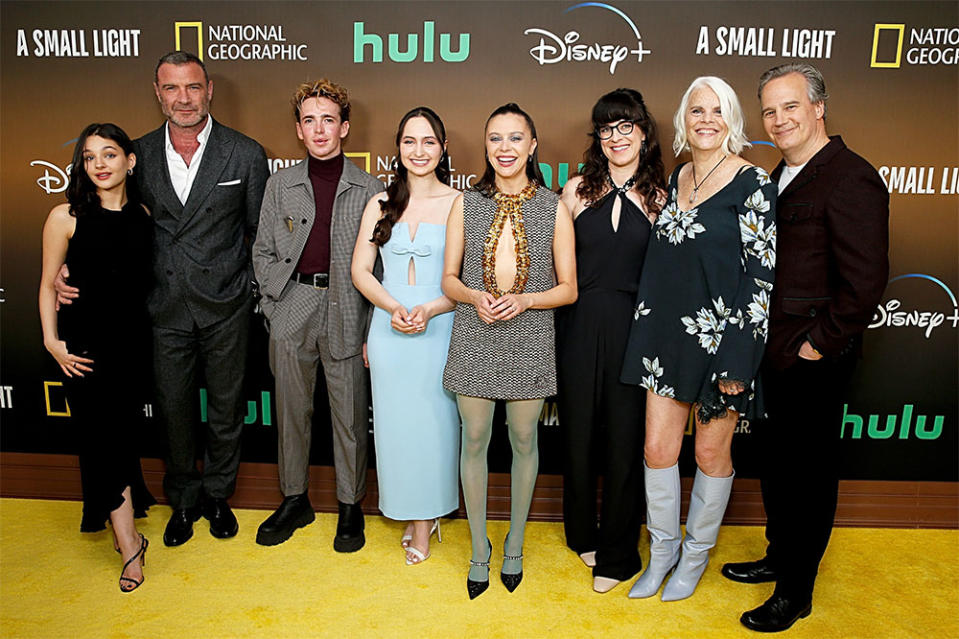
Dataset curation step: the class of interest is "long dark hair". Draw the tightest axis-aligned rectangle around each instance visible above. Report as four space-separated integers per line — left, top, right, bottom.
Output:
472 103 546 197
576 89 666 216
66 123 141 218
371 107 451 246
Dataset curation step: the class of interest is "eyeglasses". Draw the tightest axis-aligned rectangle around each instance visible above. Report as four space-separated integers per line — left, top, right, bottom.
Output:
596 121 636 140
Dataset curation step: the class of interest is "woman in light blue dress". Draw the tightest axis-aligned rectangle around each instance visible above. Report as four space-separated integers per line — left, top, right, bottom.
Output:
352 107 460 565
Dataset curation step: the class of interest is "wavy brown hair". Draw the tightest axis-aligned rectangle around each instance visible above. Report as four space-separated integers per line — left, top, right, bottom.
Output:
371 107 451 246
575 88 666 216
66 123 141 218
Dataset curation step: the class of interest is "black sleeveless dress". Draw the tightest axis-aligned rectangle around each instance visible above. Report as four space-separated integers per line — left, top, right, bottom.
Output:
556 189 650 580
59 202 156 532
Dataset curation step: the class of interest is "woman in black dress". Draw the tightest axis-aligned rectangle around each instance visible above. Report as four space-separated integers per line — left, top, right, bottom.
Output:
622 77 776 601
557 88 665 593
39 123 155 592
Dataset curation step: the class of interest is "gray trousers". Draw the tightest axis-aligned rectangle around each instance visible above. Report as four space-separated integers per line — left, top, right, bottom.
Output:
154 298 251 510
267 280 368 502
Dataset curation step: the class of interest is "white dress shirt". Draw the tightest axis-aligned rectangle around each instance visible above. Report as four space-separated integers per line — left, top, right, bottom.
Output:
164 115 213 205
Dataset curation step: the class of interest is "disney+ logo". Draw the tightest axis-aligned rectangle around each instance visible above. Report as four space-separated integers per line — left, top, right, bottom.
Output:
524 2 651 75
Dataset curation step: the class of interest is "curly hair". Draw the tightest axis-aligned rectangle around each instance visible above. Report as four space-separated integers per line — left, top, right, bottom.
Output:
291 78 351 122
575 88 666 216
371 107 451 246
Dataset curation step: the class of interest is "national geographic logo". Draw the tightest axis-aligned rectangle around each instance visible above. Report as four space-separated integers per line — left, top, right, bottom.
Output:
871 24 959 67
267 153 371 176
44 381 71 417
174 21 308 62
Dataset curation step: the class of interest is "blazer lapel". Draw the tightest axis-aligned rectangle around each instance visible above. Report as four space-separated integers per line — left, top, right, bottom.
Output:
140 126 184 219
177 120 233 235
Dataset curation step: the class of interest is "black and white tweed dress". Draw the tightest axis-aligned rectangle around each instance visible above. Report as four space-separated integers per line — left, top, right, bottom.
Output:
443 186 559 400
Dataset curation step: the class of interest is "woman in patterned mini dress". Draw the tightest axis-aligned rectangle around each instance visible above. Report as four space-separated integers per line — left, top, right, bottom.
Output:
621 77 777 601
442 103 576 599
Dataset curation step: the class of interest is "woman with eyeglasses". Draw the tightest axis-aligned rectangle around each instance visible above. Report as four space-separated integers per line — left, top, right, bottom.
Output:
557 89 666 593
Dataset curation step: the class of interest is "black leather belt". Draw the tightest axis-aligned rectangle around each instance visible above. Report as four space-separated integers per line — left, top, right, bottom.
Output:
291 272 329 289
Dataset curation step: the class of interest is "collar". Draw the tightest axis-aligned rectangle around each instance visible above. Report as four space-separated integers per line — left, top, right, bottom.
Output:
164 115 213 152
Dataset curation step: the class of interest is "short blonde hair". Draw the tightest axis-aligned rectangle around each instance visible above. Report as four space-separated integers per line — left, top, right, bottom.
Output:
672 76 750 156
291 79 350 122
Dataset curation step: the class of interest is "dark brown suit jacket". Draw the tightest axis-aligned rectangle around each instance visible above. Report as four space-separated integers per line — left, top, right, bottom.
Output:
765 136 889 371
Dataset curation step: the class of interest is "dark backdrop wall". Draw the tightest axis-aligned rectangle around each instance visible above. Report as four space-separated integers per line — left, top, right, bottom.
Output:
1 1 956 482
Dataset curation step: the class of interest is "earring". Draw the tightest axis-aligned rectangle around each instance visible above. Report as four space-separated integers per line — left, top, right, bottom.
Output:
640 140 648 157
127 169 133 176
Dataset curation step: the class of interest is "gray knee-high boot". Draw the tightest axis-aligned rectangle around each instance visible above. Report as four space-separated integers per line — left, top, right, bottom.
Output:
628 462 681 599
661 467 735 601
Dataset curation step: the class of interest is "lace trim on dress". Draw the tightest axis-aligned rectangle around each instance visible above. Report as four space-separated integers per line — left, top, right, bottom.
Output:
482 183 537 297
696 376 749 424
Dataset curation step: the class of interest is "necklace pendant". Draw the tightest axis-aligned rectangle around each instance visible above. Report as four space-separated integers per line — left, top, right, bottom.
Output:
689 188 698 205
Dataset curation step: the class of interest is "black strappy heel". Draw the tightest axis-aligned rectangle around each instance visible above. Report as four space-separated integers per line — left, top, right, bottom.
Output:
119 533 148 593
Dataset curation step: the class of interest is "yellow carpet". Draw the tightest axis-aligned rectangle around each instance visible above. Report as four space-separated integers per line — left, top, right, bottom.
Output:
1 498 956 638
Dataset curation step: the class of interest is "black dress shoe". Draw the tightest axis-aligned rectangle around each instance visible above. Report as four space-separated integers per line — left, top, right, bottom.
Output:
722 558 778 583
256 494 315 546
204 498 239 539
163 507 201 547
740 594 812 633
333 501 365 553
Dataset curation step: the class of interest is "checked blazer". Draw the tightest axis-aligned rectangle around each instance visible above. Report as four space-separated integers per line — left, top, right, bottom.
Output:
252 156 384 360
134 119 269 330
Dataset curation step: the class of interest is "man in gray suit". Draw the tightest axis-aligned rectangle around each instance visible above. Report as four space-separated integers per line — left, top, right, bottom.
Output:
137 52 268 546
252 79 383 550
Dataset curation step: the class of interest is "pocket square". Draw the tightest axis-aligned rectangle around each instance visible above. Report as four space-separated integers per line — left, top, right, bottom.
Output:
217 179 242 186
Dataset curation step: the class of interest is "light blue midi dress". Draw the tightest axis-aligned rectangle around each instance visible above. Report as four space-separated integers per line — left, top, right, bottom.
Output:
367 222 460 520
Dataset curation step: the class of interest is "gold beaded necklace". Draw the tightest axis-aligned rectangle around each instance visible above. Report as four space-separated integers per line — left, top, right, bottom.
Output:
482 183 537 297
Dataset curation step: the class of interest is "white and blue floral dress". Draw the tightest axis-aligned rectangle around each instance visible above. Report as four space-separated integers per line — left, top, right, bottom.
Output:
621 164 777 421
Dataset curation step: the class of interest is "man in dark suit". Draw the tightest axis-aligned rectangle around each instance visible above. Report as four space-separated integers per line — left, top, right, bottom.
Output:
58 52 268 544
251 80 383 550
721 63 889 632
138 51 268 546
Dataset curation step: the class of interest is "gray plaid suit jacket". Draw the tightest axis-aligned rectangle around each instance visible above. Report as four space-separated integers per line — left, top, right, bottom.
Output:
252 156 384 360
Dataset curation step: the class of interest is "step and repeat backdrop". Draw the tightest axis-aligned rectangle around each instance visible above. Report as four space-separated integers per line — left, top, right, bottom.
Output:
1 1 956 481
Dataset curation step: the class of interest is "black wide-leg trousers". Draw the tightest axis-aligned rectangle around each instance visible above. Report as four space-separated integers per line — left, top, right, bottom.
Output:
557 290 646 581
757 353 856 599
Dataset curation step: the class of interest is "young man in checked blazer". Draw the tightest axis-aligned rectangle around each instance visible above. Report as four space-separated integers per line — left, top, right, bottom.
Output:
252 80 384 550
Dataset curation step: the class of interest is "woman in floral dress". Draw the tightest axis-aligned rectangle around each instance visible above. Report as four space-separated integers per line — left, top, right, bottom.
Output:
621 76 776 602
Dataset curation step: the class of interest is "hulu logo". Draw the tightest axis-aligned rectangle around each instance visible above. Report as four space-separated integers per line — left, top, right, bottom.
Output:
353 21 470 63
539 162 584 190
200 389 273 426
840 404 943 440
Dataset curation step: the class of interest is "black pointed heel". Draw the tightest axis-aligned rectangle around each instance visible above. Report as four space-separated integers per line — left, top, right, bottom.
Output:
501 552 524 592
501 533 524 593
467 538 492 600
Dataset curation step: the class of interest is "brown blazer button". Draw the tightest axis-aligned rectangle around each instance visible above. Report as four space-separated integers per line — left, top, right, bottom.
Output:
809 308 817 317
